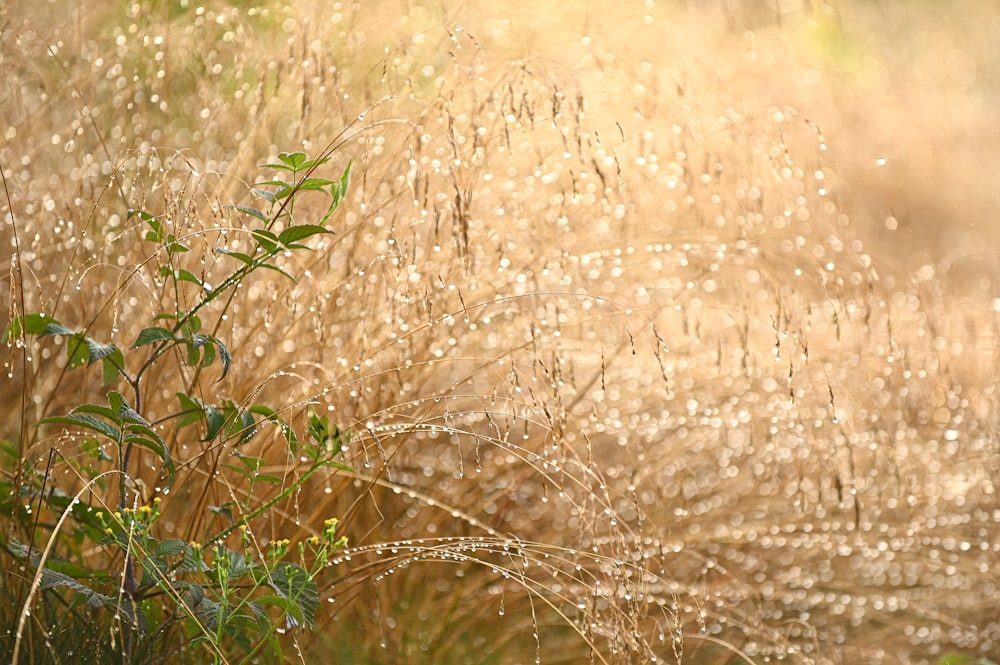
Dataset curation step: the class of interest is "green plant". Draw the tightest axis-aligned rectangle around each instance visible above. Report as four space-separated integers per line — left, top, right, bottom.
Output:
3 151 353 664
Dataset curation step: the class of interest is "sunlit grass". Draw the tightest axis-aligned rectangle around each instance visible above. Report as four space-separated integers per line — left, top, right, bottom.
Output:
3 1 1000 663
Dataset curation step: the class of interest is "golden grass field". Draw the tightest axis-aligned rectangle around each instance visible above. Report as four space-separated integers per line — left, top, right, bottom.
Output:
3 1 1000 663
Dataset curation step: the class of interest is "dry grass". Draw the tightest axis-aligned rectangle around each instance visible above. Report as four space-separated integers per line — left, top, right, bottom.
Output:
2 1 1000 663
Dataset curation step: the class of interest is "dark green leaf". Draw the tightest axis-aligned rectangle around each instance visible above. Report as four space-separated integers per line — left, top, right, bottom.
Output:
175 392 205 428
157 539 189 557
200 339 217 368
123 434 174 481
133 327 175 347
39 322 76 337
204 405 224 441
268 562 318 629
101 348 125 386
84 337 118 366
40 414 121 442
71 403 118 422
228 408 256 445
214 338 232 381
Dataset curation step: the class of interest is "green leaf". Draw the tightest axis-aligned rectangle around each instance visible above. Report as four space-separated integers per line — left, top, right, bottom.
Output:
162 268 209 291
334 161 352 205
295 177 335 191
65 334 90 370
227 406 256 445
252 188 276 203
175 392 205 428
277 151 307 169
215 338 232 381
84 337 118 366
268 563 318 629
164 234 191 254
225 204 269 222
214 248 255 265
123 434 174 481
39 322 76 337
200 338 217 368
204 405 224 441
278 225 334 247
3 313 60 342
157 539 189 557
101 348 125 385
130 209 163 243
71 403 119 422
40 414 121 442
248 405 300 453
133 327 175 347
231 453 264 472
251 229 280 253
208 503 236 523
257 262 298 283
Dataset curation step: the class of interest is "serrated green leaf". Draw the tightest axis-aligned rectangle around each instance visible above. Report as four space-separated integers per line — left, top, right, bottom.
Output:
268 562 318 629
133 327 175 347
39 322 76 337
84 337 118 366
107 391 126 413
40 414 121 442
71 403 119 422
157 539 189 557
